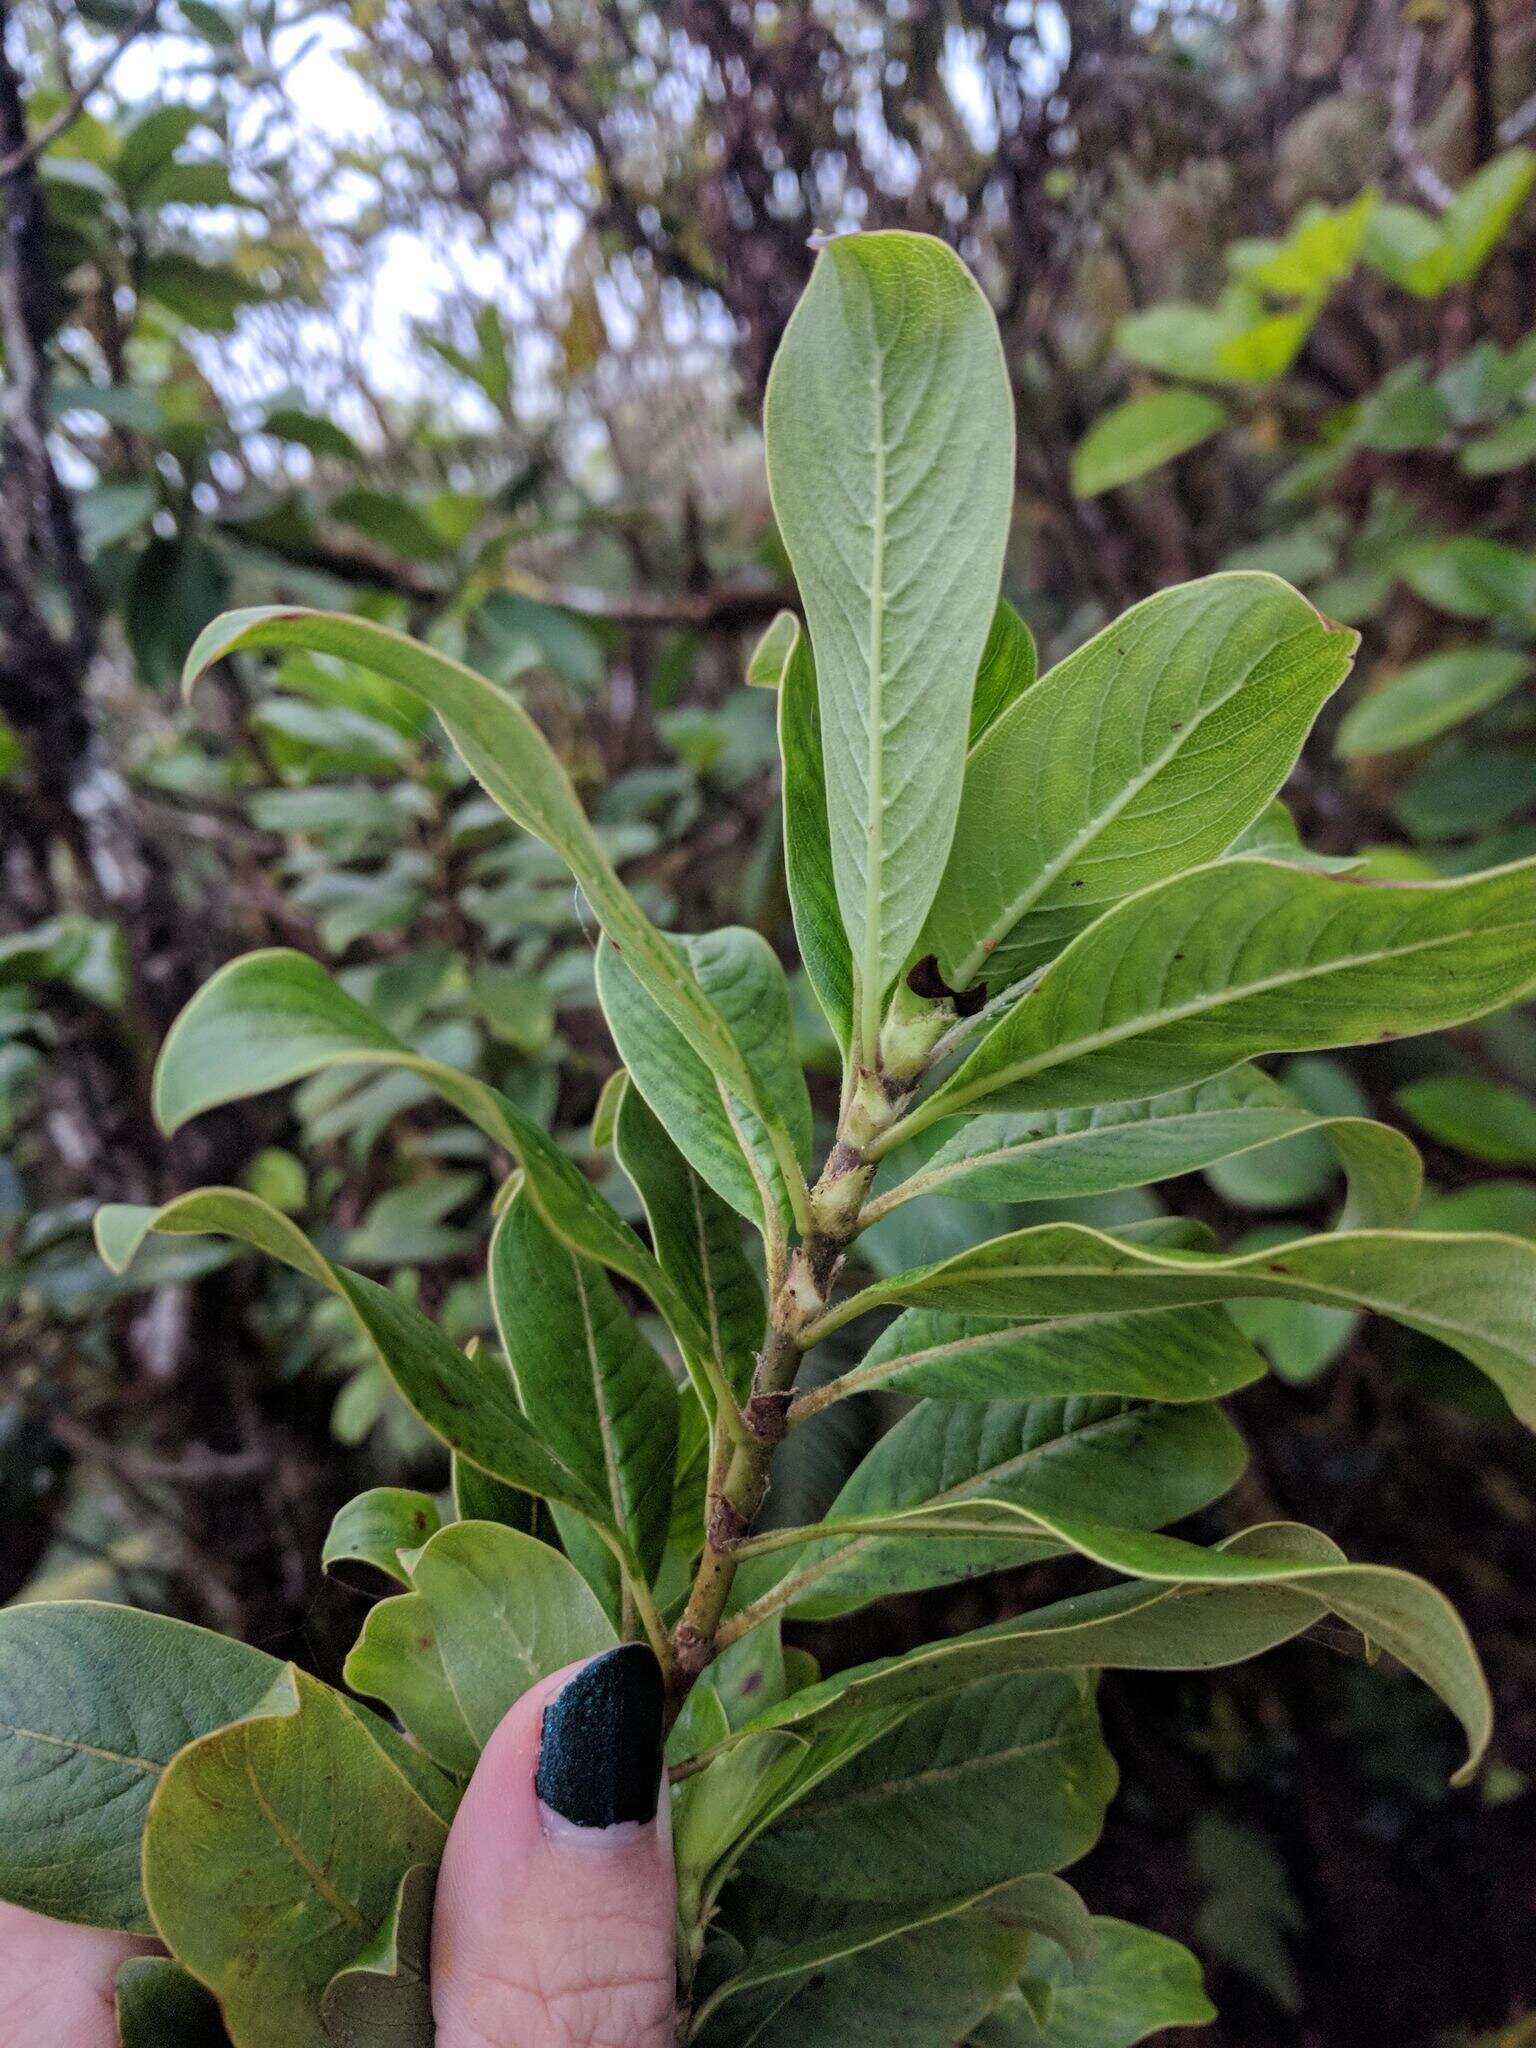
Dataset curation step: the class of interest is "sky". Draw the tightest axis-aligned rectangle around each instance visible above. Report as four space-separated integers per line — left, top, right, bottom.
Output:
114 9 536 416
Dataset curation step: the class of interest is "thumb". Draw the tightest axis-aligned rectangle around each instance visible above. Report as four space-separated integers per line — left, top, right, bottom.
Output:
0 1901 155 2045
432 1644 677 2048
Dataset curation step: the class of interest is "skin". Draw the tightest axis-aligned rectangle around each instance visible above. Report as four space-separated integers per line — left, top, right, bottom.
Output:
0 1659 677 2048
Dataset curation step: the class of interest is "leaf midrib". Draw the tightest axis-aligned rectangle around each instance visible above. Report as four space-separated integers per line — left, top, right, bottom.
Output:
0 1723 161 1775
952 597 1267 982
571 1251 626 1541
778 1408 1144 1603
837 1305 1224 1403
859 340 889 1055
953 610 1342 985
782 1724 1086 1823
908 1102 1309 1203
688 1171 727 1376
242 1749 369 1934
883 1248 1523 1368
942 911 1535 1118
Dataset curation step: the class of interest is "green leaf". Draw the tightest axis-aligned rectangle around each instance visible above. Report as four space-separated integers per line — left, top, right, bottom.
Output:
114 105 204 196
1199 1054 1359 1211
451 1453 540 1533
1226 797 1361 873
75 478 159 556
321 1863 436 2048
149 947 713 1363
0 1601 281 1932
742 1517 1489 1782
696 1912 1036 2048
262 405 363 462
1071 390 1228 496
733 1530 1316 1741
880 1065 1421 1230
1461 407 1536 475
1401 538 1536 624
744 1398 1245 1618
139 160 241 209
95 1188 613 1523
1116 296 1318 386
1351 359 1452 451
769 611 853 1045
922 577 1357 993
177 0 240 40
1190 1815 1301 2012
764 231 1015 1054
1363 150 1536 296
490 1192 678 1585
1418 1180 1536 1241
703 1874 1091 2043
613 1082 764 1410
975 1916 1215 2047
747 610 799 686
140 251 266 330
52 380 168 432
1336 648 1530 756
123 538 232 686
410 1521 616 1751
336 1269 620 1521
331 489 455 564
745 1672 1113 1902
1396 1074 1536 1166
1436 335 1536 424
1227 191 1377 298
913 854 1536 1127
116 1956 230 2048
840 1300 1265 1407
183 609 807 1219
597 927 812 1239
342 1592 479 1778
969 599 1039 744
673 1718 804 1917
1393 743 1536 840
816 1218 1536 1433
142 1666 452 2048
323 1489 443 1586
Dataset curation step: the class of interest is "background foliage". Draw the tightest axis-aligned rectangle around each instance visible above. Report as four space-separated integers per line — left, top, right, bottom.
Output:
2 3 1534 2040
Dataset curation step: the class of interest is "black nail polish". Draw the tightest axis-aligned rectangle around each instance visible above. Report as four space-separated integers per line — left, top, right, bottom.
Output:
535 1644 665 1829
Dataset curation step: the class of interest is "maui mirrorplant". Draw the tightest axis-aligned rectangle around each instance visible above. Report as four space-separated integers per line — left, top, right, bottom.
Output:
5 230 1536 2048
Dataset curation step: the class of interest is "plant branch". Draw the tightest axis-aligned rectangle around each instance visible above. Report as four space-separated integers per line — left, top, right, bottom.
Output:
624 1557 673 1675
229 519 794 631
0 0 160 180
665 985 963 1712
1467 0 1496 169
1389 28 1454 212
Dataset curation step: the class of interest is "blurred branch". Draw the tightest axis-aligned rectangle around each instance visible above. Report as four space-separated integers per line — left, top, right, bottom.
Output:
1499 89 1536 148
233 523 792 631
0 0 160 180
1390 28 1454 210
1467 0 1496 168
0 13 98 790
509 575 794 632
49 1414 270 1486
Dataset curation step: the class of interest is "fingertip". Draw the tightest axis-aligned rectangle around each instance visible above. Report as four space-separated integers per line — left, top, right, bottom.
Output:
535 1643 667 1833
432 1649 676 2048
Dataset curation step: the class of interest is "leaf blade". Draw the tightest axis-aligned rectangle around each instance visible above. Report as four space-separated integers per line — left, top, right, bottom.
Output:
822 1219 1536 1434
0 1602 282 1933
490 1192 679 1586
923 576 1358 993
764 232 1015 1051
917 854 1536 1127
182 608 807 1217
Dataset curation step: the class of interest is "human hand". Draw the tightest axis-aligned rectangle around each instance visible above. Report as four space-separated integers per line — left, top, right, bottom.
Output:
0 1645 676 2048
